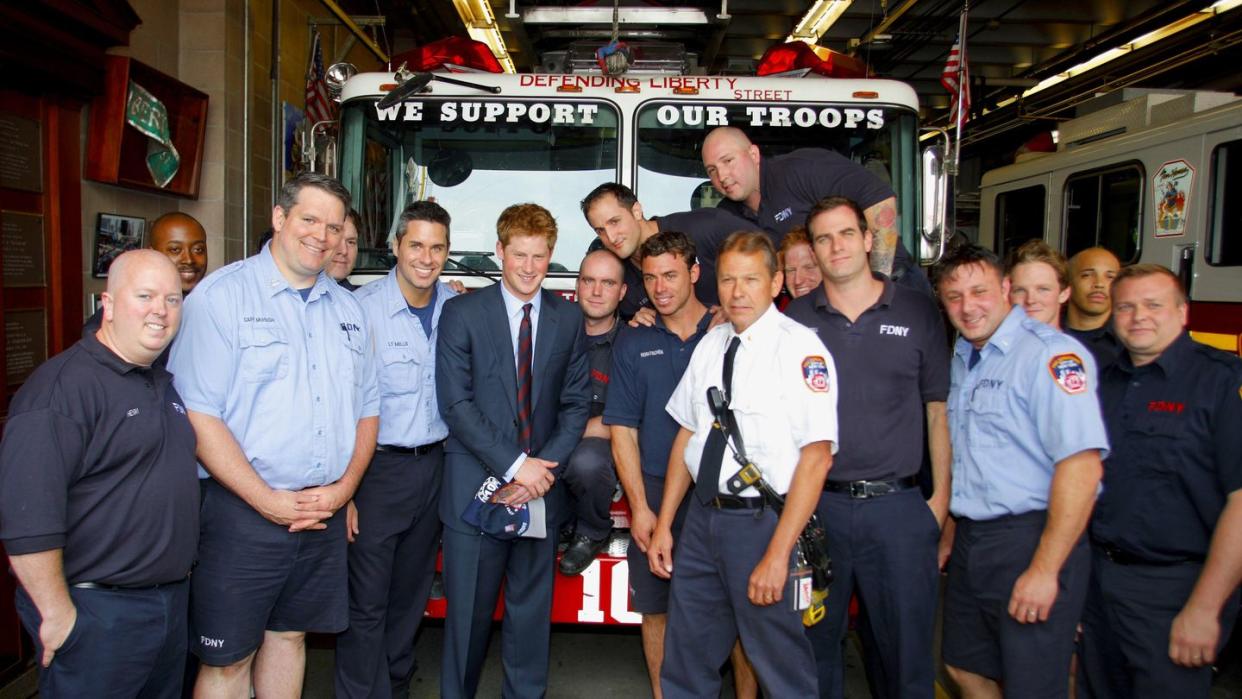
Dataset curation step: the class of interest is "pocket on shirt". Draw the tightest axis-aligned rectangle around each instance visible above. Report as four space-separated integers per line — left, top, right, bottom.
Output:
965 390 1008 448
1129 414 1185 475
238 326 290 382
343 333 366 386
380 347 419 395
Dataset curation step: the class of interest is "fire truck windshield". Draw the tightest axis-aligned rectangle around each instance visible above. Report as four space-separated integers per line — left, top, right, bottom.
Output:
338 98 620 275
635 102 918 237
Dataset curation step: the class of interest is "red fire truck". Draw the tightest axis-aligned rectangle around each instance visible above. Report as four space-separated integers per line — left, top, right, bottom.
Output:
331 44 948 624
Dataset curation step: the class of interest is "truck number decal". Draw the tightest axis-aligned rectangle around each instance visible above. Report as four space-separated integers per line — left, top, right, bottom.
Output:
577 559 642 624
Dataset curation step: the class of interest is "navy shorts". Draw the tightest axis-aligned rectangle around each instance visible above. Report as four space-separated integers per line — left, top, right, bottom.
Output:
191 479 348 665
627 473 690 615
943 510 1089 696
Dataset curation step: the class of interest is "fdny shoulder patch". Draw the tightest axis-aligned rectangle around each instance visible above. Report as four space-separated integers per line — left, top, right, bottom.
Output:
802 356 830 393
1048 353 1087 395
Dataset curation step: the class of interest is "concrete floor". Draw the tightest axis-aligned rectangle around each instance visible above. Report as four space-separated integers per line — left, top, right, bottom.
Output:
302 621 876 698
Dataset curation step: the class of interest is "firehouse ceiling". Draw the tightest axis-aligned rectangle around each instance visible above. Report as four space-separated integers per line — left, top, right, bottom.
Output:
337 0 1242 150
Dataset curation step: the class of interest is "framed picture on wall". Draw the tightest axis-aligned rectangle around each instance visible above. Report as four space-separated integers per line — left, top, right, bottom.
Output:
92 213 146 277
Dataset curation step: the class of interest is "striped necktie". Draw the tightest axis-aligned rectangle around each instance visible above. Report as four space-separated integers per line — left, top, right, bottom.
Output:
517 303 533 452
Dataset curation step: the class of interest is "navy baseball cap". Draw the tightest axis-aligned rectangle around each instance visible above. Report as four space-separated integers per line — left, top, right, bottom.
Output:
463 476 538 540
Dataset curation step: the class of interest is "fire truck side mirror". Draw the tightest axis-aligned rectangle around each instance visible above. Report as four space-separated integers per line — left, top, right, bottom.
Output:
920 137 950 266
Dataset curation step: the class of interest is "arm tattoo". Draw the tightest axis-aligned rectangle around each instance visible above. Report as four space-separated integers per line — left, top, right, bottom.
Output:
866 198 899 276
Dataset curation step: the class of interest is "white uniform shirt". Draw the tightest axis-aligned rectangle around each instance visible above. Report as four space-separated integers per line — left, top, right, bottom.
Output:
666 304 839 496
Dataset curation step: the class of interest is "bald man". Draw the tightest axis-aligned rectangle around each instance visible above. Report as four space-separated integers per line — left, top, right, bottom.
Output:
0 250 199 698
84 212 208 365
1065 247 1123 365
700 126 932 297
148 212 208 294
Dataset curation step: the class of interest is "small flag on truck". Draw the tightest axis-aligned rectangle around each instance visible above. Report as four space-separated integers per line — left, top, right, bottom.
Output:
306 27 335 125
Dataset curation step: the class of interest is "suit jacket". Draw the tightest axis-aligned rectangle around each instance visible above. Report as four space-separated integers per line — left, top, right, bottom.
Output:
435 284 590 534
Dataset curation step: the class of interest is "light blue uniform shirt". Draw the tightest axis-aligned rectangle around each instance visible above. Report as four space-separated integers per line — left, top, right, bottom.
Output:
948 305 1109 521
169 244 380 491
353 270 456 448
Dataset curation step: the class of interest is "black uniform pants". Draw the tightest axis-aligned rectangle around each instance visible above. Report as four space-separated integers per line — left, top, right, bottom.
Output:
1077 549 1240 699
15 580 189 699
807 487 939 699
560 436 617 540
662 501 818 698
334 446 443 699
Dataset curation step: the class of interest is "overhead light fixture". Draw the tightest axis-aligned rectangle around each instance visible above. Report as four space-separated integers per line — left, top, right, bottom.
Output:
452 0 516 73
787 0 853 44
1001 0 1242 106
521 7 710 25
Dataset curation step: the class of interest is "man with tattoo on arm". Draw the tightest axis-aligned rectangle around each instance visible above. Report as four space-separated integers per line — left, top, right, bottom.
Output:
701 126 932 297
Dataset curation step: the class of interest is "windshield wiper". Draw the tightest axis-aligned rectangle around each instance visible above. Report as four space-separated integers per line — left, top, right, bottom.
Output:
376 64 501 110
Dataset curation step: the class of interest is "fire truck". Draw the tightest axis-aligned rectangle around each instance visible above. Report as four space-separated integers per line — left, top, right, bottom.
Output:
978 90 1242 353
328 44 949 624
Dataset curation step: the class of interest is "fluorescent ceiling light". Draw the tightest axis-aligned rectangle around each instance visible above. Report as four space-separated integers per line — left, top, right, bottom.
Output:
452 0 516 73
787 0 853 44
977 0 1240 116
522 7 710 25
1017 0 1241 100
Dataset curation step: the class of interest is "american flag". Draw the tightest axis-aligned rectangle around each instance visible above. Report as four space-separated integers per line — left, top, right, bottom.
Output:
306 28 334 125
942 31 970 126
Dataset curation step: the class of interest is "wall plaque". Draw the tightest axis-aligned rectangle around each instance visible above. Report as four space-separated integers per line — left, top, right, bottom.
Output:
5 309 47 387
1 211 45 287
0 112 42 193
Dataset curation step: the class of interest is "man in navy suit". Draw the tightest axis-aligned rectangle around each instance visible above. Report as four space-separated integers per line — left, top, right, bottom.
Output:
435 202 591 698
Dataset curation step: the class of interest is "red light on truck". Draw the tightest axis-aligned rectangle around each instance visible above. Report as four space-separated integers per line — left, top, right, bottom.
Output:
852 91 880 99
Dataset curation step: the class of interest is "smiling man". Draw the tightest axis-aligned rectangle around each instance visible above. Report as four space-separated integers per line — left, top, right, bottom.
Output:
932 244 1107 699
581 182 751 318
778 226 821 301
435 203 590 699
336 201 456 698
148 212 208 294
83 212 208 367
1006 240 1071 329
0 250 198 698
169 173 380 698
1078 264 1242 698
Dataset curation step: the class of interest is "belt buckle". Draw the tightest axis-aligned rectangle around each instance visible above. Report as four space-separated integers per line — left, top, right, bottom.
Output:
848 481 868 499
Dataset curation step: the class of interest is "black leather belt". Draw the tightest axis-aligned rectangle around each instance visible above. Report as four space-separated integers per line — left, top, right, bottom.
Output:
376 440 444 457
824 475 919 499
708 495 766 510
1097 543 1203 567
73 577 187 591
